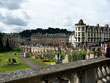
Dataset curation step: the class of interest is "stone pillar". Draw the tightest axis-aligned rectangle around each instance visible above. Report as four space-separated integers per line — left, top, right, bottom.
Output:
67 73 75 83
57 77 68 83
80 68 97 83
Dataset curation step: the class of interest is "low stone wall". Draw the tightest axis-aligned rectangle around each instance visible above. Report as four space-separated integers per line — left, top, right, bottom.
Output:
0 57 110 83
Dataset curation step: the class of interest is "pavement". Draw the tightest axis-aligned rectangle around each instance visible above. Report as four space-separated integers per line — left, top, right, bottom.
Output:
18 56 42 69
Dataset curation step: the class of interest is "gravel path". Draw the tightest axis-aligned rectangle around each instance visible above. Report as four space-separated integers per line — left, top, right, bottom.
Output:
18 56 42 69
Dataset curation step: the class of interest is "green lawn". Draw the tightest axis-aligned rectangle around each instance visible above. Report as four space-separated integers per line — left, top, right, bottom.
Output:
0 51 29 72
28 56 47 66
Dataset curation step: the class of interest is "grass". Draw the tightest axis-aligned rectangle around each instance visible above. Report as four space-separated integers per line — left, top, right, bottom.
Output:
0 51 30 72
28 56 47 66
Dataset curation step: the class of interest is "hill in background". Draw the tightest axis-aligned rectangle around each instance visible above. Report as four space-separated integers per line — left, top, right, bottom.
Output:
19 27 72 38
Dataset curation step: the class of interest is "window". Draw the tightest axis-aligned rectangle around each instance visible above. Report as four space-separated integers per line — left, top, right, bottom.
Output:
88 39 90 42
82 27 84 31
78 32 80 36
94 39 95 42
91 33 93 37
88 33 90 36
91 39 93 42
78 27 80 31
94 33 96 36
75 32 77 36
82 32 84 36
78 38 80 42
76 27 77 31
86 27 88 31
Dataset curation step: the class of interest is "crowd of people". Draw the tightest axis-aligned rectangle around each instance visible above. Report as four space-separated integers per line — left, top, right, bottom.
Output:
86 41 110 59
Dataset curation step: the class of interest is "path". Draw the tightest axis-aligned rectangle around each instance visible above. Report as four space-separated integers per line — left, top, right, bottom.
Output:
18 56 42 69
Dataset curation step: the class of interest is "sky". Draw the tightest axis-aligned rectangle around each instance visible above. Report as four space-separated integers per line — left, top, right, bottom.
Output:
0 0 110 33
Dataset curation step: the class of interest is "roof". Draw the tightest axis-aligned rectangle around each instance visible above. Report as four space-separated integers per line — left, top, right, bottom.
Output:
75 19 86 25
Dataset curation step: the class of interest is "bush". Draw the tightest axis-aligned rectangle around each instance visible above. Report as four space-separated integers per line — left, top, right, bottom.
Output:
60 52 66 61
0 48 4 52
70 51 87 61
80 50 86 59
43 53 55 60
68 54 72 62
13 47 21 51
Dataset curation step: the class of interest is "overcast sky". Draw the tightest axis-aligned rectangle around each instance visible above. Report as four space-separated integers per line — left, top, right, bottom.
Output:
0 0 110 33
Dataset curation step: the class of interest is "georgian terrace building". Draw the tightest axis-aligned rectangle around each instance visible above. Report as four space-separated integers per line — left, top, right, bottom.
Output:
75 19 110 46
2 33 21 48
31 33 69 46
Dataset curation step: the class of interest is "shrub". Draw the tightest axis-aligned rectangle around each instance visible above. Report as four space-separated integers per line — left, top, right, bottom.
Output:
68 54 72 62
13 47 21 51
43 53 55 60
70 51 87 61
60 52 66 61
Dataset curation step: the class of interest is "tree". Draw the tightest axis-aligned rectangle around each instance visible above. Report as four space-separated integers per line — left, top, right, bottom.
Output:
6 39 12 51
0 38 3 48
0 33 4 52
0 36 3 48
19 28 72 38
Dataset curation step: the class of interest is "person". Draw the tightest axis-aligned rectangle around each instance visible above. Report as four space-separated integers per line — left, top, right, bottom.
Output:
87 46 91 59
95 47 101 58
105 43 110 58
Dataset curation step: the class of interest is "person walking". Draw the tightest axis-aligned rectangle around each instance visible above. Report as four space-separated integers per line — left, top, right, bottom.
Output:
105 43 110 58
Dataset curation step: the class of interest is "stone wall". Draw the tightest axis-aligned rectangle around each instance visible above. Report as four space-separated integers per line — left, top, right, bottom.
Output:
1 57 110 83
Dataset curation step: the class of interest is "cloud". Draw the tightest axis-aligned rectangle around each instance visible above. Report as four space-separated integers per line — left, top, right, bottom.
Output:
13 27 27 32
0 11 28 26
0 0 25 10
24 0 110 32
3 15 28 26
0 22 26 33
0 26 5 32
0 0 30 33
0 0 110 33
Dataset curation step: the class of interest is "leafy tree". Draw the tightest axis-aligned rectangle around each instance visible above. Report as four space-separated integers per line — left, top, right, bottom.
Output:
6 39 12 51
0 33 4 52
0 32 2 37
19 27 72 38
0 36 3 48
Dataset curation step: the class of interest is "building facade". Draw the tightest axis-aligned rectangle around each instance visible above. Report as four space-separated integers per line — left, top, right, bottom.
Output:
2 33 21 48
69 32 76 47
75 19 110 46
31 33 69 46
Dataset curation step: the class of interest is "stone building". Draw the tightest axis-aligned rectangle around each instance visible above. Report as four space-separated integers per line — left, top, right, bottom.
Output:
75 19 110 46
2 33 21 48
31 33 69 46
